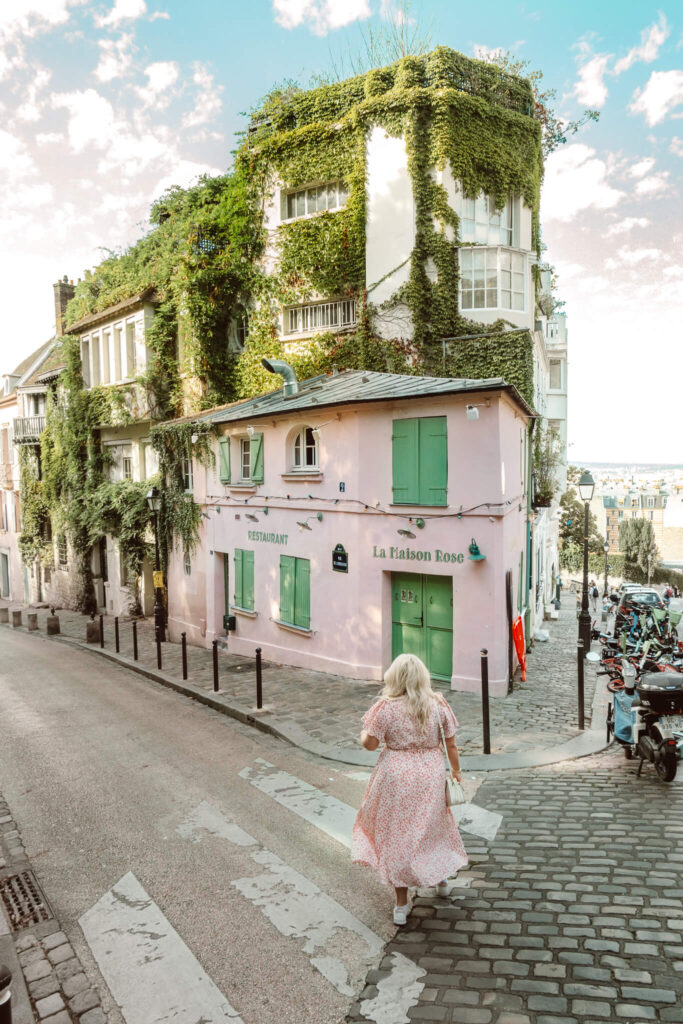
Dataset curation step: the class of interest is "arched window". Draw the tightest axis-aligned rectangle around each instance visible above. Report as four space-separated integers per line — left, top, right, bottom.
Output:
292 427 318 470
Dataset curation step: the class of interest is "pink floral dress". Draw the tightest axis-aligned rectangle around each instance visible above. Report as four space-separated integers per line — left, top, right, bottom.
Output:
351 696 468 887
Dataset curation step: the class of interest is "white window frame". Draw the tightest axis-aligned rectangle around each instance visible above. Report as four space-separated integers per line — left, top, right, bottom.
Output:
240 438 251 481
285 299 356 336
282 180 349 222
459 247 527 313
57 535 68 567
460 194 514 246
647 497 655 508
549 359 562 391
182 458 193 492
292 427 318 471
122 456 132 480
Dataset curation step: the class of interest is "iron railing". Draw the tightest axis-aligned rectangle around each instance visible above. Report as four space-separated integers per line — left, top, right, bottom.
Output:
13 416 45 443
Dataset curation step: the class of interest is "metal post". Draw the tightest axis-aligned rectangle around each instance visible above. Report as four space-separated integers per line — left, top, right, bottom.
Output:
114 616 120 653
578 501 592 653
153 510 166 643
181 632 188 680
99 614 104 649
132 620 138 661
0 964 12 1024
212 640 219 692
603 549 609 599
577 638 585 731
480 648 491 755
156 627 162 671
256 647 263 709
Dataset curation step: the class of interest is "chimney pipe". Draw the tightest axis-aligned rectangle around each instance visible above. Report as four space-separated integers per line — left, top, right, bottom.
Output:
53 276 75 336
261 358 298 396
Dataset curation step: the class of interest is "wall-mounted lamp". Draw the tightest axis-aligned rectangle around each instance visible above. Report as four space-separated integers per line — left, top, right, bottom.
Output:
246 425 255 437
466 400 491 421
297 521 312 531
397 528 416 539
297 511 323 532
191 433 199 444
246 513 259 522
468 538 486 561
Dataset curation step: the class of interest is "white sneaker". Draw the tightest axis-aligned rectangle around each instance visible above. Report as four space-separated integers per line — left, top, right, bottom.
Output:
435 880 451 898
393 903 410 926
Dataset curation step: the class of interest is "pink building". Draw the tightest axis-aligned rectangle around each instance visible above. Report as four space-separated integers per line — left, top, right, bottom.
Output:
167 367 533 696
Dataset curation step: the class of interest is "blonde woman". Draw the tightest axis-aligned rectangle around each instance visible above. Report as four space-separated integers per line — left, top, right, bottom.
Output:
351 653 468 925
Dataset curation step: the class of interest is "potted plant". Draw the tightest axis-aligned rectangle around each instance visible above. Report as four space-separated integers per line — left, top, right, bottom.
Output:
533 425 563 509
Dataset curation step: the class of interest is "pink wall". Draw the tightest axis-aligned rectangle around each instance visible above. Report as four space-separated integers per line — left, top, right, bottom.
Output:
167 390 529 695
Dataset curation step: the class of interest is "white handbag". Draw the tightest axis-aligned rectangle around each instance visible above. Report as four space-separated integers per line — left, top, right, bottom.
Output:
438 705 466 806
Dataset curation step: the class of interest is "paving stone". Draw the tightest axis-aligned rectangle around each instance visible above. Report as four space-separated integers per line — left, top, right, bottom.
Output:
63 972 90 998
19 946 48 967
47 943 75 965
29 975 60 1000
613 969 652 984
615 1005 656 1019
570 1000 612 1018
35 993 65 1019
41 931 68 951
620 987 676 1003
563 984 617 999
443 1010 491 1024
14 933 39 952
54 958 82 982
443 991 481 1006
79 1012 107 1024
42 1014 71 1024
69 988 100 1015
24 959 52 982
527 998 568 1014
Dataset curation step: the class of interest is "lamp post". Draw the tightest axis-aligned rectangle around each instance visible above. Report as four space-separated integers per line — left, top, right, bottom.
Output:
146 486 165 642
603 540 610 598
578 470 595 653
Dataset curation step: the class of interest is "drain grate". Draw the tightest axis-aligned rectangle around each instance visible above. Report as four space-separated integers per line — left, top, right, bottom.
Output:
0 871 53 931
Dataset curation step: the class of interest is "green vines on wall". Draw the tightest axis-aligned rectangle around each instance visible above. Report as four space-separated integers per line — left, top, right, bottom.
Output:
443 329 534 406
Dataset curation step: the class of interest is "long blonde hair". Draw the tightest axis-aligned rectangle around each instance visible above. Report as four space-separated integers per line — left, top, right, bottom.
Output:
381 653 436 731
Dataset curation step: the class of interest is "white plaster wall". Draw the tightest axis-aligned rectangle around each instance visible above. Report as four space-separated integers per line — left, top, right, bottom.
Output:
365 126 415 339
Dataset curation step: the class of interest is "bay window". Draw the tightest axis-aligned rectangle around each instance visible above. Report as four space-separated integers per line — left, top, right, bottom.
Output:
460 248 526 312
460 194 513 246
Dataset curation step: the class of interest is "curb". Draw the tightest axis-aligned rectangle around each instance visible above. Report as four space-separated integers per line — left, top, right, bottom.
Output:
6 623 610 771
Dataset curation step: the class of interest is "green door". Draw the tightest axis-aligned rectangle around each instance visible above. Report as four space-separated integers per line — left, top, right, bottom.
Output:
392 572 453 681
223 554 230 630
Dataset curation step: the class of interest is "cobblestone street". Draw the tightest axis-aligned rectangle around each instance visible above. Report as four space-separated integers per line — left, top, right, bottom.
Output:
348 745 683 1024
1 597 597 758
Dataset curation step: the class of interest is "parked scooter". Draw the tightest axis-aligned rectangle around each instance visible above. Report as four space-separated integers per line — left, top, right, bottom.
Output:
595 651 683 781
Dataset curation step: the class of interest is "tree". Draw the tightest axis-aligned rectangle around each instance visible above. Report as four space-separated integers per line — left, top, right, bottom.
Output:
328 1 433 80
559 487 604 555
619 519 660 582
533 424 562 504
567 465 584 485
483 51 599 156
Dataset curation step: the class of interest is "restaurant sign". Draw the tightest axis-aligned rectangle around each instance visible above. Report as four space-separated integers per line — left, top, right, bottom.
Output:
372 545 464 563
248 530 289 544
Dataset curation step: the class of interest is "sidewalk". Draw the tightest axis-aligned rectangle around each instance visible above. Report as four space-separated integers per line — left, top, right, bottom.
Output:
1 598 605 770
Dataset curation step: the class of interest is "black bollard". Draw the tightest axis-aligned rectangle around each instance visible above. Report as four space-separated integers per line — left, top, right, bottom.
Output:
156 627 162 670
212 639 219 692
132 620 138 661
115 616 120 653
577 638 585 731
481 648 491 755
256 647 263 709
181 632 188 680
99 614 104 648
0 964 12 1024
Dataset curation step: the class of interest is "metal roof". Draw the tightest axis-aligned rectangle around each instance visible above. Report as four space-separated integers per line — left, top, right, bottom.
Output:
192 369 535 426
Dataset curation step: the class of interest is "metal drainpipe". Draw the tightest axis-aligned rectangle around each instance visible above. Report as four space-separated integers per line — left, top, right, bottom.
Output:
261 358 298 396
525 417 537 649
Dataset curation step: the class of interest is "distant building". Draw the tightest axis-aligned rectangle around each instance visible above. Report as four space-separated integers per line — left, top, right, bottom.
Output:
603 491 667 553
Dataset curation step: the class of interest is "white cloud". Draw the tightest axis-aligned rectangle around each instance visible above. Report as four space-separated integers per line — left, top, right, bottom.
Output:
542 144 626 223
663 265 683 278
94 31 135 82
52 88 115 150
15 66 51 120
152 158 221 199
0 128 37 180
628 157 655 178
182 62 222 130
605 216 650 236
670 136 683 157
35 131 63 145
136 60 179 108
272 0 370 35
473 44 505 62
571 53 611 107
605 245 662 269
630 70 683 125
614 13 670 75
0 0 81 36
634 172 670 196
95 0 147 27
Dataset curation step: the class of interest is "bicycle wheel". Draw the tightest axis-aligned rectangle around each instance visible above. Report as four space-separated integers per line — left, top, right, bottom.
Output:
606 703 614 743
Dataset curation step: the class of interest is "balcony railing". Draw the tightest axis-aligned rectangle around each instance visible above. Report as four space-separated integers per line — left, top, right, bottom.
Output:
13 416 45 443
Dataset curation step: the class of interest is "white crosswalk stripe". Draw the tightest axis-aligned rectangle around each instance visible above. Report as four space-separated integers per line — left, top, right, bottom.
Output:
79 871 244 1024
360 951 426 1024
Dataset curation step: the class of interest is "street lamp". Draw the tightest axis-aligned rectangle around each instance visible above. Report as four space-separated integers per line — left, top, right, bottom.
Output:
146 486 165 642
603 540 610 599
578 470 595 653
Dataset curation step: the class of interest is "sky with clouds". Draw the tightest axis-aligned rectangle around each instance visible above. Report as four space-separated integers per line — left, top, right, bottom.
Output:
1 0 681 463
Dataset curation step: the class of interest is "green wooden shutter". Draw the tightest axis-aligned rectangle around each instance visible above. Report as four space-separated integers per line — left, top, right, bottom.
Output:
250 433 264 483
234 549 243 608
243 550 254 611
294 558 310 629
280 554 295 624
392 419 419 504
418 417 447 506
218 438 231 483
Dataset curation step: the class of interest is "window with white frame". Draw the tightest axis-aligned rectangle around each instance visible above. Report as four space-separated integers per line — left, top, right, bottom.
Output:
292 427 318 470
182 458 193 491
285 299 356 335
122 455 132 480
460 194 513 246
647 496 655 508
57 535 68 566
460 248 525 311
91 332 101 385
547 319 559 339
284 181 349 221
240 438 251 480
549 359 562 390
125 321 137 374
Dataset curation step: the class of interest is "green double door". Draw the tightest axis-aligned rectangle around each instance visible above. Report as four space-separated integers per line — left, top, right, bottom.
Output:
391 572 453 681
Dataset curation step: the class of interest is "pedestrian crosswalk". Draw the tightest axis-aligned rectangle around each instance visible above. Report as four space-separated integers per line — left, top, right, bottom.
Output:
80 757 503 1024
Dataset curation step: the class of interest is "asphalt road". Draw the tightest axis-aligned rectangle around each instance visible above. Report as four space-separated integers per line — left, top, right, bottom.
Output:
0 629 396 1024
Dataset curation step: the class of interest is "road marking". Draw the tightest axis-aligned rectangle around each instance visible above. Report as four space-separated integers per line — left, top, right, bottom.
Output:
451 801 503 841
359 951 426 1024
79 871 243 1024
176 801 383 997
238 759 356 848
